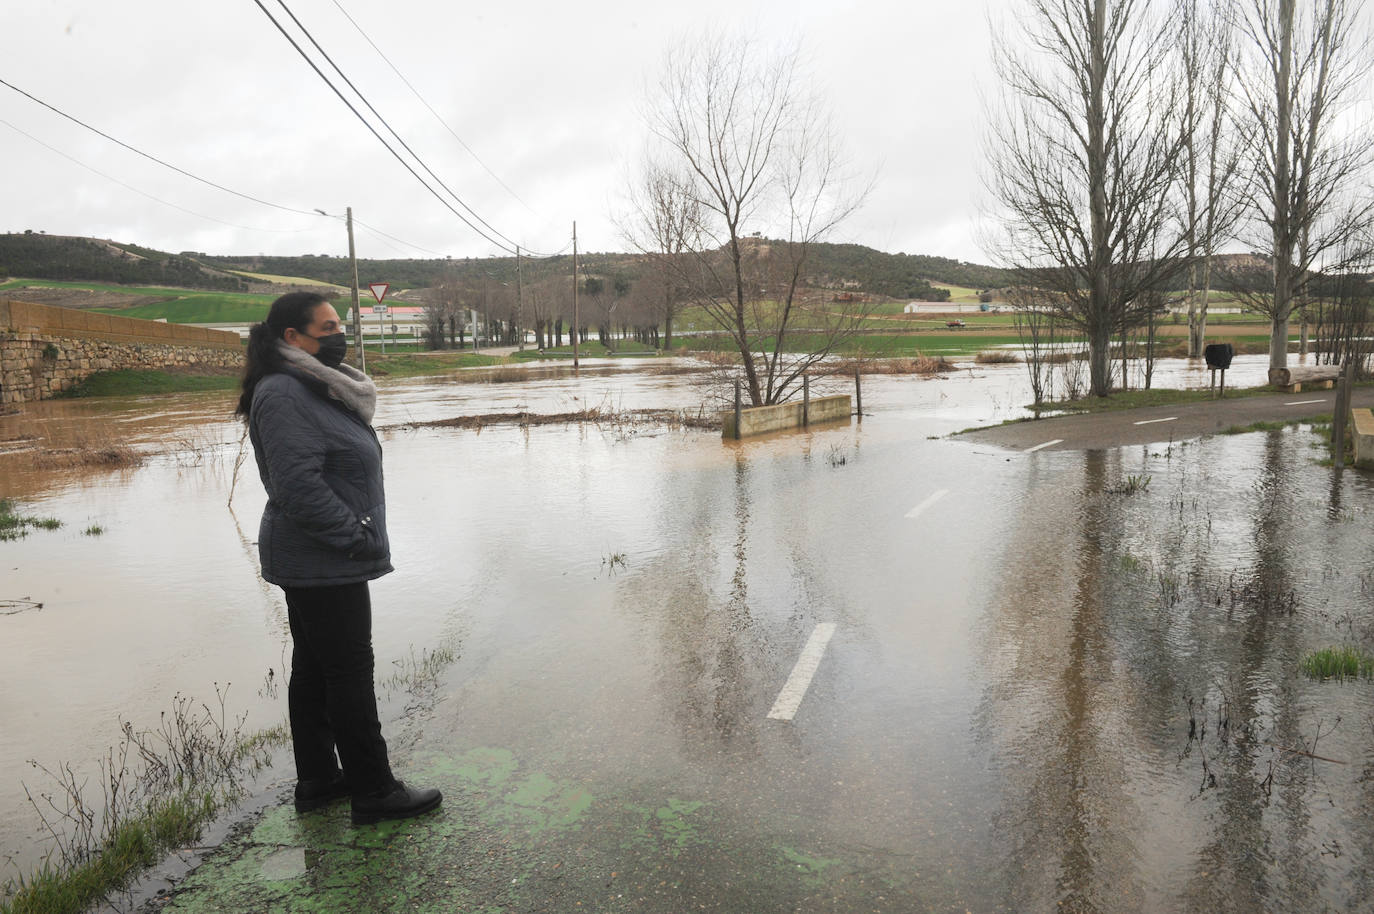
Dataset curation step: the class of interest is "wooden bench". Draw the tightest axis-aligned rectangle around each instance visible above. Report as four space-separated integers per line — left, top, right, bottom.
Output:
1269 364 1339 393
1352 408 1374 469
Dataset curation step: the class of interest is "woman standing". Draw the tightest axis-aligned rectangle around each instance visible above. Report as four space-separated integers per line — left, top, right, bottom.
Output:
237 291 441 826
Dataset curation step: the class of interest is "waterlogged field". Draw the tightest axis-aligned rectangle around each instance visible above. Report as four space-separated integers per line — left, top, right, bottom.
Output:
3 357 1374 912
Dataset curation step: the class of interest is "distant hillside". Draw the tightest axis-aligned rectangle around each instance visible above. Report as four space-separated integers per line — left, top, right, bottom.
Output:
0 232 1011 302
0 232 249 291
200 242 1011 301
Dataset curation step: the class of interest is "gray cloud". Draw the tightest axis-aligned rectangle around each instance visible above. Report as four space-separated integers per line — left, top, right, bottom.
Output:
2 0 998 263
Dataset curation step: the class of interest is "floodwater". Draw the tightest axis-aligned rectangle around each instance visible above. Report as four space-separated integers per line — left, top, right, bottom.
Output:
4 354 1374 911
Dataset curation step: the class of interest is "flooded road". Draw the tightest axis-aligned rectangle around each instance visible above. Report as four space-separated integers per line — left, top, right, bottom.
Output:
4 355 1374 911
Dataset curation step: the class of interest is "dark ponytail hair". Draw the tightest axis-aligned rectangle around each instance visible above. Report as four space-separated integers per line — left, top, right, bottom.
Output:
236 291 330 418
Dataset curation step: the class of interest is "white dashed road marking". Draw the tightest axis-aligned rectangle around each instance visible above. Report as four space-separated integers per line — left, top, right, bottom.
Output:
767 623 838 721
905 489 950 520
1133 417 1178 426
1285 399 1328 406
1024 439 1063 453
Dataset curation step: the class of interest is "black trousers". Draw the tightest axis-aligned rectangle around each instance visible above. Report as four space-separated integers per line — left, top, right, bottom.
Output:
283 581 394 796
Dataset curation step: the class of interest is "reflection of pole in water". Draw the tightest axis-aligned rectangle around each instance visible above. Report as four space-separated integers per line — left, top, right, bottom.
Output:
978 448 1146 909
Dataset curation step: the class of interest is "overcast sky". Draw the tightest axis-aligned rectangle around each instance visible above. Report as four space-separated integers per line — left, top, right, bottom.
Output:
2 1 1001 265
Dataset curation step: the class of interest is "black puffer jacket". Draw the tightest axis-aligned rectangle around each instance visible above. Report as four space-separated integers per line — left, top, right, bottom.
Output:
249 370 393 587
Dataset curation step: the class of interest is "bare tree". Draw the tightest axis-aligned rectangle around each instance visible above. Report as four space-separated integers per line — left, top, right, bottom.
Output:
985 0 1197 397
1233 0 1374 376
623 161 703 352
422 264 465 350
1178 0 1245 357
1310 236 1374 371
1010 285 1065 404
639 33 867 407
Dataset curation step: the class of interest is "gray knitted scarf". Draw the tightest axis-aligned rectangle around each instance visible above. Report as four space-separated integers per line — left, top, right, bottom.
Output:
275 340 378 424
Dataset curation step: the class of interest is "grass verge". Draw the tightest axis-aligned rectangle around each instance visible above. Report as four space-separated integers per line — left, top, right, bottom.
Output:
59 369 240 398
510 342 662 360
1032 384 1296 415
364 351 505 378
0 690 287 914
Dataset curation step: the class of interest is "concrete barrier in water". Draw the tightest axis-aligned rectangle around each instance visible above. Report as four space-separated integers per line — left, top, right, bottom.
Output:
1351 408 1374 469
721 394 851 439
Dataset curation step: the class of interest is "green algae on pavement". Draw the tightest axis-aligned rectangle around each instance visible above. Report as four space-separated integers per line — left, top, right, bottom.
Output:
153 746 932 913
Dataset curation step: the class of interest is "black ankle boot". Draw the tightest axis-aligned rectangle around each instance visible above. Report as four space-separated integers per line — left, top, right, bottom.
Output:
351 779 442 826
294 772 350 813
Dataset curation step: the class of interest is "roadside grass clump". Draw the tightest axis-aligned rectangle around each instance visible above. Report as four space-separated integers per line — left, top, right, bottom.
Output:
1299 646 1374 681
0 498 62 541
974 350 1019 364
2 792 212 914
0 688 286 914
1108 474 1151 495
81 525 104 537
382 644 457 693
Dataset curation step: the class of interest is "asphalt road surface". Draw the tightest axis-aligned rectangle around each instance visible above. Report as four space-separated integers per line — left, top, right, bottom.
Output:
959 386 1374 451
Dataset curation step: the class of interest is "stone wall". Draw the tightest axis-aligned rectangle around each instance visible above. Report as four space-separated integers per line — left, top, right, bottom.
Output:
1 298 243 404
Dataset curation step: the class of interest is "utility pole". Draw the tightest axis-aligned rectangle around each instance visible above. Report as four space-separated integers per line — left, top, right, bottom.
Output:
516 245 525 352
345 207 365 372
572 221 579 368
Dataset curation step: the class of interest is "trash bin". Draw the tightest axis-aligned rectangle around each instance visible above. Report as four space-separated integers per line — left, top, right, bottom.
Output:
1204 343 1234 370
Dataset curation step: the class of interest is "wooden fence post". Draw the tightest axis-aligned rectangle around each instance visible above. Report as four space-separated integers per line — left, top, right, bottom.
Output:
855 368 862 418
803 374 810 427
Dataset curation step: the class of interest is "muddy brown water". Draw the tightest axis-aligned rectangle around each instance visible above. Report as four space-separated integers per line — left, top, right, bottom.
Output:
3 355 1374 911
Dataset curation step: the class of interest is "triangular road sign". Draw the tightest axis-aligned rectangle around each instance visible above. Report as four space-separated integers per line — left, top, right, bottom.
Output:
368 282 390 304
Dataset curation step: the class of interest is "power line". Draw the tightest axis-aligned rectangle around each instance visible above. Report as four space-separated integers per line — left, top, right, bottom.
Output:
328 0 538 217
352 216 451 257
1 118 316 234
254 0 549 257
0 76 321 218
269 0 525 254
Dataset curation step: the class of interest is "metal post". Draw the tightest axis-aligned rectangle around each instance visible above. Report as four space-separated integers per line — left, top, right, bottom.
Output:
734 379 742 441
803 374 810 427
854 368 862 418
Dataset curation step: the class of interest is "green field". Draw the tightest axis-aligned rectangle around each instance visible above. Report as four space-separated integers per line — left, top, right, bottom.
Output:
1 279 276 323
94 295 276 323
930 283 985 303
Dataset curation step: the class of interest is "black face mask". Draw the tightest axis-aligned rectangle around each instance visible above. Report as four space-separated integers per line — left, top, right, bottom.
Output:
312 332 348 368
